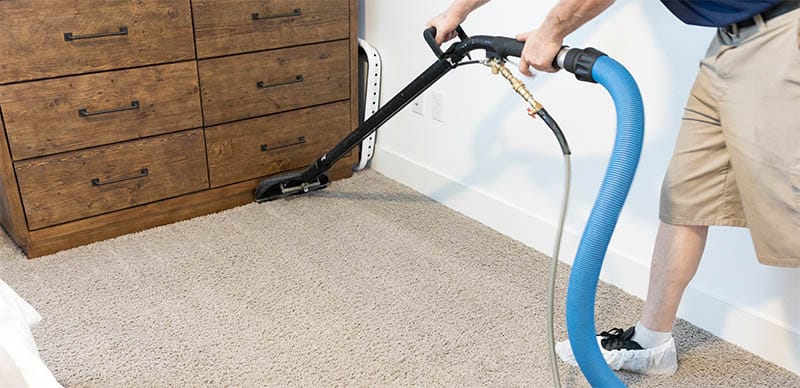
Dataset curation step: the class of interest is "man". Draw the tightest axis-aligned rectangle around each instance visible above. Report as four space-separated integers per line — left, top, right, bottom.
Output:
428 0 800 376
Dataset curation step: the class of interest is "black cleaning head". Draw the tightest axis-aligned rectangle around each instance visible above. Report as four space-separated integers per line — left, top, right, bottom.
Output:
254 172 330 203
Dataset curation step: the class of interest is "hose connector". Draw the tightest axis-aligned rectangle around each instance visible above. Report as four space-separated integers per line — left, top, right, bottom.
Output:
485 58 543 114
557 47 607 83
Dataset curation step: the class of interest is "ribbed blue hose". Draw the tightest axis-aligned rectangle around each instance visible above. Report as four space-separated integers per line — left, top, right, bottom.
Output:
565 55 644 387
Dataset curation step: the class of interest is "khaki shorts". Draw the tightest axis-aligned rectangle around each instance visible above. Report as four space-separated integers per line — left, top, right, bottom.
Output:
659 9 800 267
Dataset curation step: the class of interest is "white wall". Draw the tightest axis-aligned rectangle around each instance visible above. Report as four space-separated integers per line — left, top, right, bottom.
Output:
360 0 800 376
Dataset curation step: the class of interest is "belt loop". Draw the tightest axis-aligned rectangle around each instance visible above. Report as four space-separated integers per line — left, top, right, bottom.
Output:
731 22 739 37
754 13 766 29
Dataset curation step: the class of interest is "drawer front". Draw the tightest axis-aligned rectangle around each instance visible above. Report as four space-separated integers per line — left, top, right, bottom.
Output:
15 130 208 230
199 40 350 125
193 0 349 58
0 62 202 160
206 101 350 187
0 0 194 84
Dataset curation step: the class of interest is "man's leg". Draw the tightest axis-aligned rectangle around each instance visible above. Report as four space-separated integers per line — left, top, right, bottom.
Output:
639 222 708 332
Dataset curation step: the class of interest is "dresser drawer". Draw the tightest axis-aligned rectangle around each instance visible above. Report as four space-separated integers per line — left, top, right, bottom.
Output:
0 0 194 84
192 0 349 58
0 62 202 161
205 101 350 187
199 40 350 126
15 130 208 230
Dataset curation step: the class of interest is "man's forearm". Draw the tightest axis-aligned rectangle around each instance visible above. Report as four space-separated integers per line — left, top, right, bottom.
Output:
448 0 491 19
540 0 615 41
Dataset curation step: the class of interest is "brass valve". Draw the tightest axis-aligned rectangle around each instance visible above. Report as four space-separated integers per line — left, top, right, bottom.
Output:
486 58 543 115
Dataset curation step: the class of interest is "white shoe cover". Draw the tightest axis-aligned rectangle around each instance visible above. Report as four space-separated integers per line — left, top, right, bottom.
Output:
555 335 678 376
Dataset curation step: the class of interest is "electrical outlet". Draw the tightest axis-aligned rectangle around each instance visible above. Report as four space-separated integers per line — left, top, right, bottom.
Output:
431 91 445 122
412 95 424 116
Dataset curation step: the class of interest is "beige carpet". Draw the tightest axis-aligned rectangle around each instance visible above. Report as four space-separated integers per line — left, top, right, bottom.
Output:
0 169 797 387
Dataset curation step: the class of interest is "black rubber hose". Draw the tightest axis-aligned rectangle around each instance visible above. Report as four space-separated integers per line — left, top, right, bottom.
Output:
537 108 571 156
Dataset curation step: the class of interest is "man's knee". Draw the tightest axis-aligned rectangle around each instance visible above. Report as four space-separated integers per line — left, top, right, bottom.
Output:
659 221 708 236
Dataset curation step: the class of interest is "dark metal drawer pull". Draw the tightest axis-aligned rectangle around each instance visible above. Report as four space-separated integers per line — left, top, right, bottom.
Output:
79 100 140 118
252 8 302 20
91 168 149 187
261 136 306 152
64 26 128 41
257 75 304 89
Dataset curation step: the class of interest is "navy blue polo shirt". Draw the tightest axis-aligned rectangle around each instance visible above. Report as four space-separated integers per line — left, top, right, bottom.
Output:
661 0 784 27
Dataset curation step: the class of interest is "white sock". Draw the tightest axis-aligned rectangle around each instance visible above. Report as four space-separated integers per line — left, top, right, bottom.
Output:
631 321 672 349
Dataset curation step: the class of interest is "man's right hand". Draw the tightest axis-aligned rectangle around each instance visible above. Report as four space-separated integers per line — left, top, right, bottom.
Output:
516 29 564 75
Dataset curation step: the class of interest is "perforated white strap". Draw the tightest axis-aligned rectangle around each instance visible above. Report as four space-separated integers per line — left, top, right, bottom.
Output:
355 38 382 171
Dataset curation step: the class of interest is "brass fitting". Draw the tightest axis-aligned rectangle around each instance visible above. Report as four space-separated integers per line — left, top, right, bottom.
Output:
486 59 543 115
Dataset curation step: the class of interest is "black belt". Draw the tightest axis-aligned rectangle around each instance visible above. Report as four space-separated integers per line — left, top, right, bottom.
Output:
724 1 800 34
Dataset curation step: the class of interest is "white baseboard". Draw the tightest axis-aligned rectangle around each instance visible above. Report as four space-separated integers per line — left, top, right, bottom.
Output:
371 147 800 376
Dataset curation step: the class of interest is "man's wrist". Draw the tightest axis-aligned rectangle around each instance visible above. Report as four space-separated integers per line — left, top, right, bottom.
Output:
449 0 487 21
537 23 566 45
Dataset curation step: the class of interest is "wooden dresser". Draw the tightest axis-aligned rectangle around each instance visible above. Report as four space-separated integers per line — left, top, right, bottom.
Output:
0 0 358 258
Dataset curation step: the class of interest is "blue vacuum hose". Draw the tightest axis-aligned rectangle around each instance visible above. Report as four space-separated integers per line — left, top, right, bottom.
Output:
560 49 644 387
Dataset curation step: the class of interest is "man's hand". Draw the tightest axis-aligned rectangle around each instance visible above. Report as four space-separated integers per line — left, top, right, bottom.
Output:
516 0 614 76
426 0 490 44
516 29 564 75
426 9 465 44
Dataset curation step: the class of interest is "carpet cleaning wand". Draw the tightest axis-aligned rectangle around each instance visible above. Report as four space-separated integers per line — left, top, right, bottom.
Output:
254 26 563 202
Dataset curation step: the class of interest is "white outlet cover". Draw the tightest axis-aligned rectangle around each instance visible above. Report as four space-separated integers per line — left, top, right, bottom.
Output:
432 91 444 122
